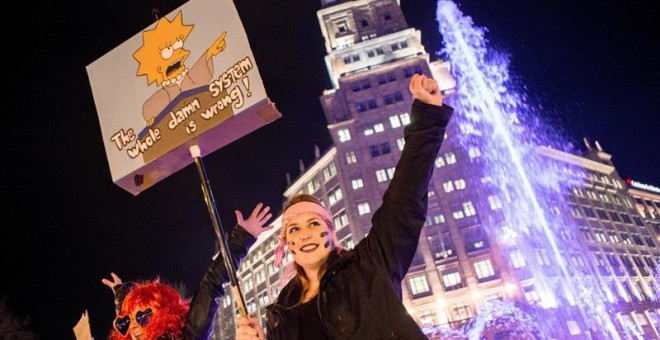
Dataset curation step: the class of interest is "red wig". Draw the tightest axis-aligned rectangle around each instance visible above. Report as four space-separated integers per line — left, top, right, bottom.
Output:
110 279 190 340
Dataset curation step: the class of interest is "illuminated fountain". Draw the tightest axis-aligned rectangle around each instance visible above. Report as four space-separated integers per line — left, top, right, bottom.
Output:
428 1 655 338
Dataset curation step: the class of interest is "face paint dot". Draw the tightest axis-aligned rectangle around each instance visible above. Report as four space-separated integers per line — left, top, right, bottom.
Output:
324 241 331 249
320 231 329 237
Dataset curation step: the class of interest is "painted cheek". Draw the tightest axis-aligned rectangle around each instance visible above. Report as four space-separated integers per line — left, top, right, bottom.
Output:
320 231 331 248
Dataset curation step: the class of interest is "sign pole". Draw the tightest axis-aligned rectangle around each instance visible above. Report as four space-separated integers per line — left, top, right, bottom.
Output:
189 145 248 317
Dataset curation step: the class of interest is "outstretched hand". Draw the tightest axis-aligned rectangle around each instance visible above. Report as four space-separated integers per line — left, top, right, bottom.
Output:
235 203 274 238
101 272 122 290
236 314 264 339
409 74 443 107
73 309 93 340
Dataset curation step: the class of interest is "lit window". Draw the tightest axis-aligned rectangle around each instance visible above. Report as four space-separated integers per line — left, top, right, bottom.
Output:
247 301 257 314
345 151 357 164
364 128 374 136
376 169 388 183
333 211 349 230
397 137 405 151
374 123 384 133
323 162 337 182
399 112 410 125
463 201 476 216
624 197 633 208
468 146 481 159
258 292 270 306
445 152 456 164
454 179 466 190
587 190 597 200
443 181 454 193
572 187 584 197
599 193 610 202
386 167 396 179
473 259 495 279
608 232 619 243
408 275 431 297
306 177 320 193
524 286 540 304
488 195 502 210
569 204 582 217
338 128 351 142
442 271 462 288
328 187 343 206
435 156 445 168
390 115 401 128
255 269 266 284
357 202 371 215
351 178 364 189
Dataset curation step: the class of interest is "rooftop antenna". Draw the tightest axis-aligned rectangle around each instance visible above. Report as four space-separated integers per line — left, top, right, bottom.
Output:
583 137 591 150
595 140 603 151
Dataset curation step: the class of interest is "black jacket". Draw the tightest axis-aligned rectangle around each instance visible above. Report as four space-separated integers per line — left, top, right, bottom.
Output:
266 100 453 339
112 225 256 340
183 225 256 339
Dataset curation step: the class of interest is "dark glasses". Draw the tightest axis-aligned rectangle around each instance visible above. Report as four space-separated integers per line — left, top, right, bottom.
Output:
113 307 153 336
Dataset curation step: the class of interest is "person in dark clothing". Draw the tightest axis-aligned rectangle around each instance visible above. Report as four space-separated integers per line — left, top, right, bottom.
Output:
92 202 272 340
235 74 454 339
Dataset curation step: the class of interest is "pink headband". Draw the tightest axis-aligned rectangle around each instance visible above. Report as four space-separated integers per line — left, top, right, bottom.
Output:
281 201 332 228
274 201 333 267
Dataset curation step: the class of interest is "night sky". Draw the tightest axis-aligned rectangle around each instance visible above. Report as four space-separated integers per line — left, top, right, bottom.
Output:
4 0 658 338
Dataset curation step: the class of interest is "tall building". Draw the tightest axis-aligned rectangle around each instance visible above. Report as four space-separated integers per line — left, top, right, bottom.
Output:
212 1 659 338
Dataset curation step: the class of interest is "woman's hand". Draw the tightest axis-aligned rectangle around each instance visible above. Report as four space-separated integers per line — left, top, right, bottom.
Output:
72 309 93 340
409 73 443 107
236 203 273 238
101 272 122 290
235 315 265 339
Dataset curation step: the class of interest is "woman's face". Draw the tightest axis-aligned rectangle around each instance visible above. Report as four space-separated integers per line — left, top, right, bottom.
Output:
115 304 155 340
284 213 334 271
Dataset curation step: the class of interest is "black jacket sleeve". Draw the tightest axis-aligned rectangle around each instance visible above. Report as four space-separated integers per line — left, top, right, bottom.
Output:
356 99 453 287
182 225 257 339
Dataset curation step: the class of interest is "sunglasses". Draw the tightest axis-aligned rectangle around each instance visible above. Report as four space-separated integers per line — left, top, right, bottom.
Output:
113 307 153 336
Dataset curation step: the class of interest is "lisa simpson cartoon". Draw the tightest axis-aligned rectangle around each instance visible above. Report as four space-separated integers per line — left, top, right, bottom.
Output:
133 11 227 126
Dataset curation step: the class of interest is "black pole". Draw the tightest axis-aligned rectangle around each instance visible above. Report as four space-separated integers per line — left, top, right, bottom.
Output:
189 145 247 317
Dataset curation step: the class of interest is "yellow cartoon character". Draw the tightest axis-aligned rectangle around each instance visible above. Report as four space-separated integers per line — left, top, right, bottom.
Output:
133 11 227 126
